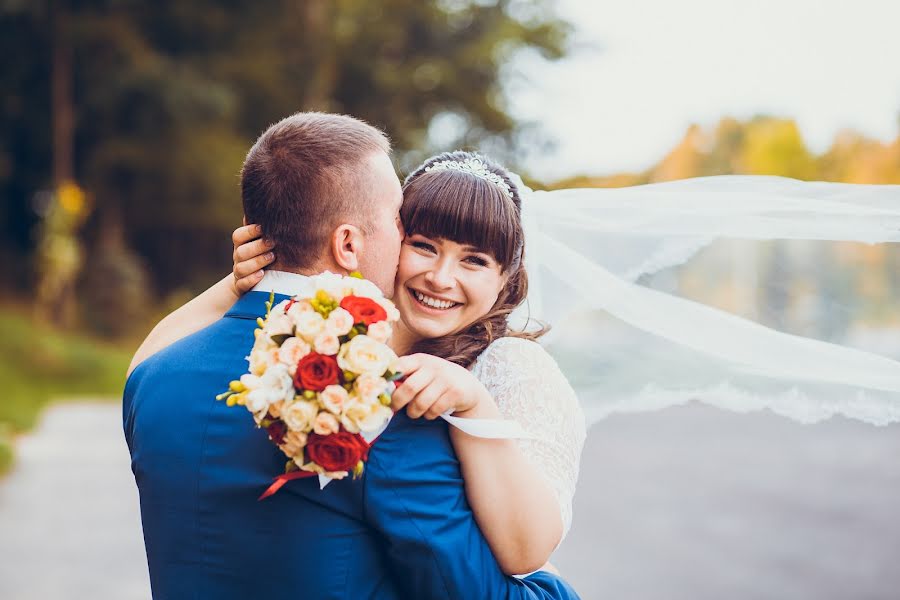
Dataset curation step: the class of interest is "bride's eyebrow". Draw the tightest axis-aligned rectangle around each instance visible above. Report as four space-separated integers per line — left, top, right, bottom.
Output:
461 245 489 254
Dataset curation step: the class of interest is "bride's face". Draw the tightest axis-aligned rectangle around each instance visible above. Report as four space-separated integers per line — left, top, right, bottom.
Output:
393 233 507 342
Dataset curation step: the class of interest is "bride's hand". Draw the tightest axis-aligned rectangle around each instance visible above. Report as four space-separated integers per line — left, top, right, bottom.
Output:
232 224 276 294
391 353 493 420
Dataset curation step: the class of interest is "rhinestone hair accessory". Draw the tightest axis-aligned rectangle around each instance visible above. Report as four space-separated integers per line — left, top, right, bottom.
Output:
423 157 514 200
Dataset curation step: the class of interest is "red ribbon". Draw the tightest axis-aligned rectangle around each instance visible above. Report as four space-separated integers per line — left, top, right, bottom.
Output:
258 470 318 501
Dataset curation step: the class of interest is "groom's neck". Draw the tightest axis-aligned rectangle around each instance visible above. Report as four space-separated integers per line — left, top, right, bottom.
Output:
271 260 343 277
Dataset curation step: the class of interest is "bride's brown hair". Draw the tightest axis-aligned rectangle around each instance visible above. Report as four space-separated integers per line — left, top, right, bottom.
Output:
401 151 546 368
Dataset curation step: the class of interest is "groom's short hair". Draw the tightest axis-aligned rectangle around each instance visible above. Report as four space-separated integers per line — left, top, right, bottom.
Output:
241 112 391 269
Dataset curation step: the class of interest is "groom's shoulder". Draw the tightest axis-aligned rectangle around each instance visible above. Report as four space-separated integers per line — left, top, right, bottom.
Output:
126 312 255 396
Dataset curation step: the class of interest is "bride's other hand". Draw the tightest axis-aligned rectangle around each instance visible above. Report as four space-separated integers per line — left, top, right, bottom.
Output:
232 224 275 293
391 354 496 420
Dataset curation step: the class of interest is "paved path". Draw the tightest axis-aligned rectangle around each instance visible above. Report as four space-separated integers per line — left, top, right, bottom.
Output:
555 404 900 600
1 402 899 599
0 403 149 600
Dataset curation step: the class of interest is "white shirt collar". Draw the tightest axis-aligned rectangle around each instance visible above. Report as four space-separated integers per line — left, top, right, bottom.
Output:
250 270 312 297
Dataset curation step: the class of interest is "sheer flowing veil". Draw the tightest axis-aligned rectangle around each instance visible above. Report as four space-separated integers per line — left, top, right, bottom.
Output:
510 175 900 426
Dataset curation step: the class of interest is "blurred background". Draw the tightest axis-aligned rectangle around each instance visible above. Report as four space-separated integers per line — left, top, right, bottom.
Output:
1 1 899 598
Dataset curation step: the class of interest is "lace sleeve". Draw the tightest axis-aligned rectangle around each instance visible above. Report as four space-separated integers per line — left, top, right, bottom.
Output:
471 337 587 540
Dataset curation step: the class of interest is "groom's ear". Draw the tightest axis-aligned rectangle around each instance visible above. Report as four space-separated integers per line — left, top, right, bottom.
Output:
330 223 362 273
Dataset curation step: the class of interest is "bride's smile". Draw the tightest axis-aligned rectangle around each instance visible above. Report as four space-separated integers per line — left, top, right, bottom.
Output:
394 233 507 341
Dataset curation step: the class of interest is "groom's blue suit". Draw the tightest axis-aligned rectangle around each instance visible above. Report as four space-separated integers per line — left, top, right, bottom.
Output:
124 291 579 600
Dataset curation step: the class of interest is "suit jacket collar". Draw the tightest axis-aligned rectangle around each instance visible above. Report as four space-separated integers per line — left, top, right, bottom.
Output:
226 270 314 320
224 291 292 320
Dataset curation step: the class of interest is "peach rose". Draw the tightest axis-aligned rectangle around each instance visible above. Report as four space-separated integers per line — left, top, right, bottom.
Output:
313 331 340 356
313 411 341 436
319 384 350 415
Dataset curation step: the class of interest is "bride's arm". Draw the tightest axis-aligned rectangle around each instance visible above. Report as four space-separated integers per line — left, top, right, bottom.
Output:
393 346 584 575
127 225 275 375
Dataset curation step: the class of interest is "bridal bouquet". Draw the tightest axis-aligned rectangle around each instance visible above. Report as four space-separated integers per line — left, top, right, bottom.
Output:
217 272 401 497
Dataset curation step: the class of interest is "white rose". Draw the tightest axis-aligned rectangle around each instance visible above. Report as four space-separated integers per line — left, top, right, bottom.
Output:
310 271 348 299
240 373 261 390
260 363 295 403
278 337 311 374
348 277 384 300
264 306 295 337
375 297 401 322
281 399 319 433
245 389 271 417
355 374 388 402
337 335 397 377
365 320 392 344
294 311 326 343
319 384 350 415
313 331 340 355
341 400 392 434
325 307 354 336
286 299 314 321
247 341 277 376
313 411 340 435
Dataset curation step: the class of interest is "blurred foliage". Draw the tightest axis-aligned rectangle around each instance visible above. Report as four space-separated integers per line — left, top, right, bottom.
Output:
0 302 133 473
1 0 570 337
551 115 900 188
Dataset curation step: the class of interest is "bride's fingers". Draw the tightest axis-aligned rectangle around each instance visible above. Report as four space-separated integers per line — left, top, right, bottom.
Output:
233 269 265 294
422 393 454 421
232 224 262 248
233 237 275 266
406 381 445 420
234 248 276 280
390 368 430 413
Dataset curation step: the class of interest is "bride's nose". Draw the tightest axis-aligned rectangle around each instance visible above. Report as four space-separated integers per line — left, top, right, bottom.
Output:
424 259 455 290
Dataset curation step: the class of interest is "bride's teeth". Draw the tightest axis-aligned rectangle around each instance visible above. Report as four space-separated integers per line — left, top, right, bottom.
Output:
414 291 457 310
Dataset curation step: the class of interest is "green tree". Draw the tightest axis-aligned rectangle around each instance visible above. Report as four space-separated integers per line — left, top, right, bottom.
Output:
0 0 570 335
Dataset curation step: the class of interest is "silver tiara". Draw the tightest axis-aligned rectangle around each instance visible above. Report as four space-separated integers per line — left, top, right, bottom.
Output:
424 157 514 200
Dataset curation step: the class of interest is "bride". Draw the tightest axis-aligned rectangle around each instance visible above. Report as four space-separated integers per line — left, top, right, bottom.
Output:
129 150 587 576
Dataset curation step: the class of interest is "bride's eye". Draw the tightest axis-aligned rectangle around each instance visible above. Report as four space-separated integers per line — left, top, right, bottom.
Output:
411 240 436 253
464 255 489 267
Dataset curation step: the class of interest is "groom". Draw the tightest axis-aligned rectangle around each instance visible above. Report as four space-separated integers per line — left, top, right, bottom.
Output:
124 112 579 599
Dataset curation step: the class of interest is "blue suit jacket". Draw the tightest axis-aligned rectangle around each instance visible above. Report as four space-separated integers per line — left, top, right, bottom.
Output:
124 291 579 600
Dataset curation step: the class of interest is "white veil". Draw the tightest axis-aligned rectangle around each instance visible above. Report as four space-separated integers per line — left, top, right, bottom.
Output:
511 175 900 426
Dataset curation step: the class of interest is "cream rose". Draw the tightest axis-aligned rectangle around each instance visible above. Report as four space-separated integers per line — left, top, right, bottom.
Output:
281 399 319 433
341 400 392 434
355 374 388 402
365 320 392 344
325 307 354 336
337 335 396 376
278 337 311 374
294 311 326 343
319 384 350 415
313 411 340 436
313 331 340 356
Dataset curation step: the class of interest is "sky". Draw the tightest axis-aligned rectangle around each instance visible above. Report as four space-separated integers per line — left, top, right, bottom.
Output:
509 0 900 181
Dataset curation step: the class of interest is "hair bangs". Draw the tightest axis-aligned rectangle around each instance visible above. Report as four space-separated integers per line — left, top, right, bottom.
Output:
401 171 520 269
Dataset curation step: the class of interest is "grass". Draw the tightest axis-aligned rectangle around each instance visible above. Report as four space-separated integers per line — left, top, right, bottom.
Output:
0 304 134 475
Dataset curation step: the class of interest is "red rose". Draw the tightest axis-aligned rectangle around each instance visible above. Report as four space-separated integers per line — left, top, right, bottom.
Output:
305 431 370 472
294 352 341 391
266 419 287 445
340 295 388 326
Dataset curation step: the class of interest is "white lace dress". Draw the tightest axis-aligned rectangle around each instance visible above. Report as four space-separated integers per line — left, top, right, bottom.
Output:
470 336 587 540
